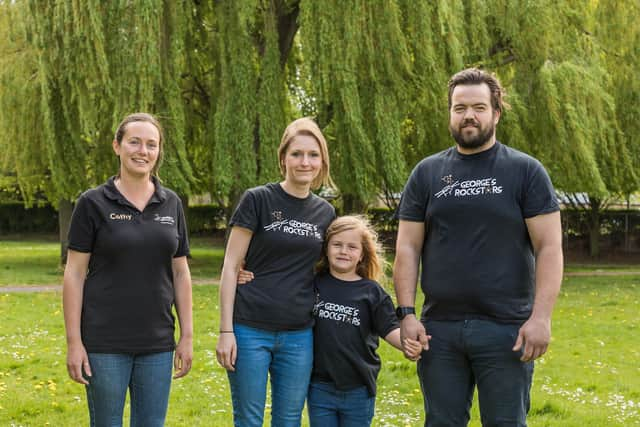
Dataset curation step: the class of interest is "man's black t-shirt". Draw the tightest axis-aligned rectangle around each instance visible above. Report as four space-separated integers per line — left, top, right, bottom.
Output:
311 273 399 397
68 176 189 353
229 183 336 331
397 142 559 322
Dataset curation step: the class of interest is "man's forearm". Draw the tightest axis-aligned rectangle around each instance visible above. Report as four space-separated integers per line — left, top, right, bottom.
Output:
531 244 563 320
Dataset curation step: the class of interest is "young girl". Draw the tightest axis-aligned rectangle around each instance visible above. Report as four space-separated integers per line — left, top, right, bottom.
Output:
308 215 423 427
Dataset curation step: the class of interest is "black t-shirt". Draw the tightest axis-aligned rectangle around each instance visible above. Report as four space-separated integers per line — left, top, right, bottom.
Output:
397 142 559 322
68 176 190 353
311 273 399 397
229 183 336 331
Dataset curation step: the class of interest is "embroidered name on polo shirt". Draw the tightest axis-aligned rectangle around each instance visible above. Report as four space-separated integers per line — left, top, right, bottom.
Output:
154 214 175 225
110 213 133 221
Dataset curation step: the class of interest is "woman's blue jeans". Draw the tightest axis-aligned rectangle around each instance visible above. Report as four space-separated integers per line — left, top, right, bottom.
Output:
85 351 173 427
307 381 375 427
227 324 313 427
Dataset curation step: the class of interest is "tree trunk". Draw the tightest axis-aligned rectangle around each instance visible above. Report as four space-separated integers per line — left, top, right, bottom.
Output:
58 198 73 265
341 194 367 215
588 198 601 259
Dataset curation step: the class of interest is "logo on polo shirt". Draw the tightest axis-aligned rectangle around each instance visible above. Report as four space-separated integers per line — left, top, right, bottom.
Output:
154 214 175 225
110 213 133 221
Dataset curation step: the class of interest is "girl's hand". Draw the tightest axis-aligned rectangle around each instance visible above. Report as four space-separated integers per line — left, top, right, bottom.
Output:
66 341 91 385
403 336 429 361
216 333 237 371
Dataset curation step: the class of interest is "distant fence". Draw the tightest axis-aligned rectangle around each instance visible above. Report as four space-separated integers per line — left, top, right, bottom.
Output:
2 204 640 259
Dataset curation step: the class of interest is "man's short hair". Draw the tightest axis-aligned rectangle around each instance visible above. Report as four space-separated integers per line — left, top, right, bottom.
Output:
448 68 510 113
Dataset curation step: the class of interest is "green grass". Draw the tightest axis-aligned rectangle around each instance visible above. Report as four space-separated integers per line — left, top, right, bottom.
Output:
0 236 224 286
0 239 62 285
1 279 639 425
1 237 639 425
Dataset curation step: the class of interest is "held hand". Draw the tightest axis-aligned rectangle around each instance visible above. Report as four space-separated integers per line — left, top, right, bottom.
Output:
403 337 428 361
66 341 91 385
401 316 429 356
173 336 193 379
513 316 551 362
236 262 254 285
216 333 237 371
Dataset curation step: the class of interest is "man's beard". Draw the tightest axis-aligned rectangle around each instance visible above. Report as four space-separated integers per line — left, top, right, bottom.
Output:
449 119 495 150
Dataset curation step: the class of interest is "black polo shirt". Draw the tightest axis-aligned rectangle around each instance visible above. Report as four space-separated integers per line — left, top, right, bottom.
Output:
68 176 190 353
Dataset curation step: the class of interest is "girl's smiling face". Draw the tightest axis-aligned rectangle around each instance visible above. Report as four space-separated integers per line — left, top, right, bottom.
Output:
327 228 363 280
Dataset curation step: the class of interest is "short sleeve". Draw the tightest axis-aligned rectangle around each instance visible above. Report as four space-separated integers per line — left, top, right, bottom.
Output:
229 190 259 231
371 288 400 339
67 195 96 253
396 162 428 222
174 198 190 258
522 159 559 218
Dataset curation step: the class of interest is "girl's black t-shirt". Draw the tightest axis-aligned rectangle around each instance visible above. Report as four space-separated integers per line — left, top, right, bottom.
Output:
311 273 399 397
68 176 190 353
229 183 336 331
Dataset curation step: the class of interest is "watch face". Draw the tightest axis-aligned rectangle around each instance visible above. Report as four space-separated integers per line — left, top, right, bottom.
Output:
396 307 415 319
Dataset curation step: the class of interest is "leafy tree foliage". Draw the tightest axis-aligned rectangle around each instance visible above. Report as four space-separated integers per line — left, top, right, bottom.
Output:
1 0 638 258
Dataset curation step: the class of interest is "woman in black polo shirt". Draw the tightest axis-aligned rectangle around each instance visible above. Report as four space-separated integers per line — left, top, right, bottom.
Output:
63 113 193 427
216 117 336 426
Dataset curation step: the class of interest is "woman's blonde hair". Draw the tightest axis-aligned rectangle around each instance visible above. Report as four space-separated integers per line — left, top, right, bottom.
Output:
278 117 336 190
316 215 384 281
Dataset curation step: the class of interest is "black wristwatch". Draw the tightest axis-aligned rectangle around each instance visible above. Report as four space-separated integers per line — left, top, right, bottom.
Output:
396 306 416 320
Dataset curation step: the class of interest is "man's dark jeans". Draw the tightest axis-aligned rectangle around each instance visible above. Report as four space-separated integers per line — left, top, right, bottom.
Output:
417 319 533 427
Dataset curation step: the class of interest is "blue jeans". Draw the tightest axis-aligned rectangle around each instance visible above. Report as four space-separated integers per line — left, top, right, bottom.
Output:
307 381 375 427
418 320 533 427
227 324 313 427
85 352 173 427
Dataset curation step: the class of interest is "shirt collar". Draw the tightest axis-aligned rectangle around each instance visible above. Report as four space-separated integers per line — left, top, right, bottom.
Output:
103 175 167 207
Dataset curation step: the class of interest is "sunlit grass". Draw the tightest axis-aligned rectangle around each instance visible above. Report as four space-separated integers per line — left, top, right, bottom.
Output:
1 237 638 425
1 277 639 426
0 235 224 286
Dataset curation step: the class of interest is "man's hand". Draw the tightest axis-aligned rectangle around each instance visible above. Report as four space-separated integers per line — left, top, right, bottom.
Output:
512 316 551 362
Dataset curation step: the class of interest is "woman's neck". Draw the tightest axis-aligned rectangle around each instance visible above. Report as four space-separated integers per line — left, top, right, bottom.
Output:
114 172 155 211
116 171 153 193
279 180 311 199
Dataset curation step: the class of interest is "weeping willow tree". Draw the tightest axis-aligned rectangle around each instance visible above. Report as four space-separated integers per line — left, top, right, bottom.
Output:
205 0 295 212
491 0 637 257
0 1 51 205
391 0 638 257
298 0 413 211
0 0 194 261
2 0 638 258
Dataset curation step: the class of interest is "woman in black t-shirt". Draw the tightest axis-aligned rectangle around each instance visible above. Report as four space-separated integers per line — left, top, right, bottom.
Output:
216 117 336 426
63 113 193 427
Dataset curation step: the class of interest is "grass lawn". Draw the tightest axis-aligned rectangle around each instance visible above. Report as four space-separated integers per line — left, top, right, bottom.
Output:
0 237 639 425
0 236 224 286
